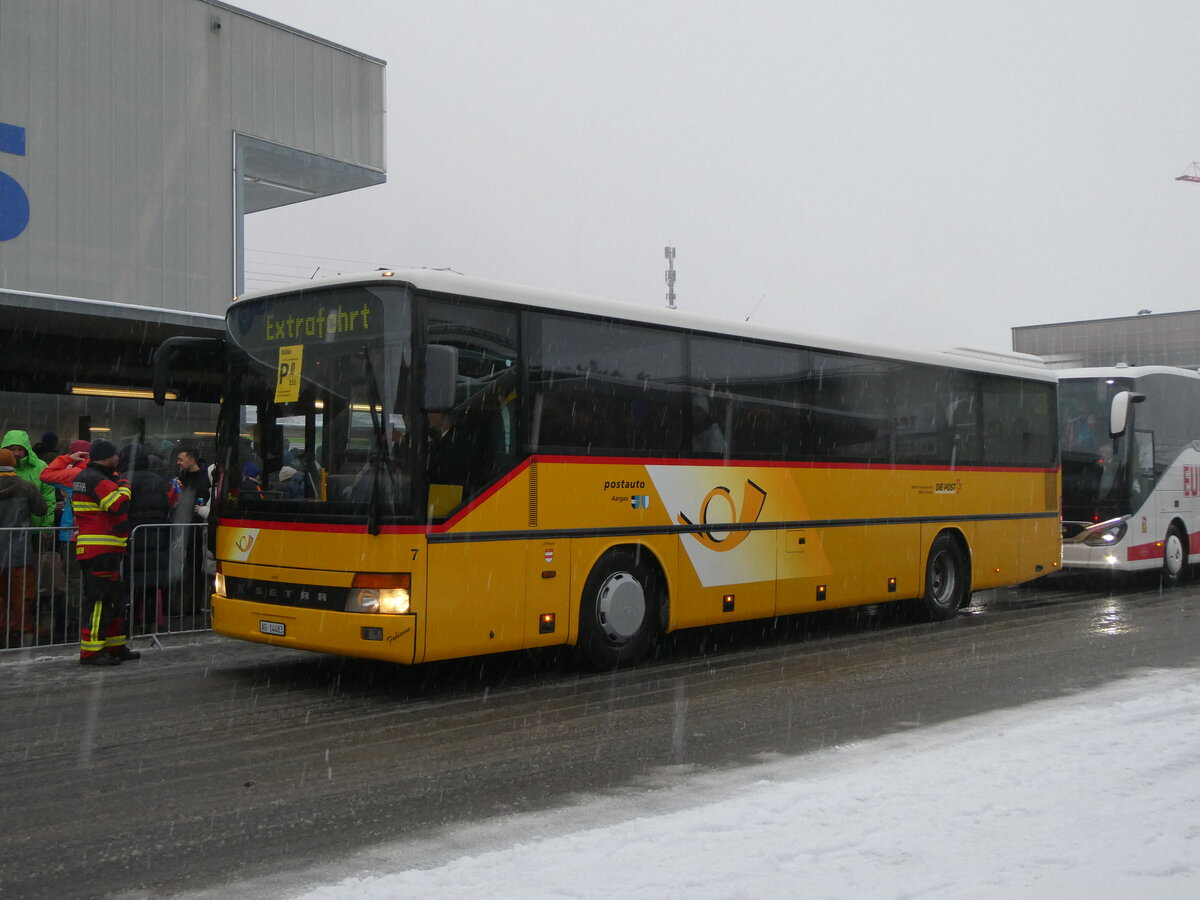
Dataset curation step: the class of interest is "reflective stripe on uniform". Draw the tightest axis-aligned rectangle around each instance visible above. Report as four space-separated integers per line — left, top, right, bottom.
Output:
98 486 131 512
76 534 127 548
80 602 106 653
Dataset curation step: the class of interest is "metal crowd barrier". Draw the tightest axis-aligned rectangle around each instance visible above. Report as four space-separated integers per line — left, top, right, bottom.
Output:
0 522 211 652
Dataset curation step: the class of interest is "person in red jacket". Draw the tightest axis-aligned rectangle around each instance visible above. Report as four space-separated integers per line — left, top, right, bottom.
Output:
73 439 138 666
40 438 91 548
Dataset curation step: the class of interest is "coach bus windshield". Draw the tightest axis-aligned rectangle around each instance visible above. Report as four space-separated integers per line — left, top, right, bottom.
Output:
219 283 416 523
1059 377 1131 522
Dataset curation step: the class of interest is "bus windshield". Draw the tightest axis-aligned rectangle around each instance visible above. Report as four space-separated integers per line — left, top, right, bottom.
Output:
1058 377 1131 522
220 283 416 522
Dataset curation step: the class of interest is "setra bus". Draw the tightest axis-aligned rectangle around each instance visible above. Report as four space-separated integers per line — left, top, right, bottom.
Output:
159 269 1061 668
1059 364 1200 583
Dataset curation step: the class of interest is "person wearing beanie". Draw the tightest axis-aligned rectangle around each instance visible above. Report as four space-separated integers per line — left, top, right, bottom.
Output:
1 429 55 529
72 439 138 666
118 444 172 634
33 431 59 463
238 461 263 496
0 447 48 646
88 438 119 461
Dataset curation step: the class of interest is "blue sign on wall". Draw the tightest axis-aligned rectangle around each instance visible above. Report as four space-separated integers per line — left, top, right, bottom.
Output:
0 122 30 242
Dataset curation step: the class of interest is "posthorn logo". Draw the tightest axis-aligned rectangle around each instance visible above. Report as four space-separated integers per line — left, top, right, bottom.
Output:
0 123 30 242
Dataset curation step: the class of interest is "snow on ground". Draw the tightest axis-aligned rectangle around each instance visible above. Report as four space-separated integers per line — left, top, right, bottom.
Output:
266 667 1200 900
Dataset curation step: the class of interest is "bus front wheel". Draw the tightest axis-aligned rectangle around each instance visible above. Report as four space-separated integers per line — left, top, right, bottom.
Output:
577 549 661 670
922 534 969 620
1162 525 1190 587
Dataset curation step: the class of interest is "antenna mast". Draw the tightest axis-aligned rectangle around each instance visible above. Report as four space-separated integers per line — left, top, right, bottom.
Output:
664 245 677 309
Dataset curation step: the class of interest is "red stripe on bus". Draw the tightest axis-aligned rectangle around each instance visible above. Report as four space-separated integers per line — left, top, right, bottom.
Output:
219 454 1056 537
531 454 1058 474
1126 541 1164 562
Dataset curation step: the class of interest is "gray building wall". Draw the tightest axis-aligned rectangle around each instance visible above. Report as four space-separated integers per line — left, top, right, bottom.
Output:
1012 311 1200 370
0 0 385 315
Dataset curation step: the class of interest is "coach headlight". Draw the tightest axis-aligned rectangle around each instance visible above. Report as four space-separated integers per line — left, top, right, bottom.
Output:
1083 519 1128 547
346 573 411 615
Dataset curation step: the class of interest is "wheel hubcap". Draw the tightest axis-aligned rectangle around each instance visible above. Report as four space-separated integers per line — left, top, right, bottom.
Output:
1165 535 1184 576
931 551 956 606
596 571 646 641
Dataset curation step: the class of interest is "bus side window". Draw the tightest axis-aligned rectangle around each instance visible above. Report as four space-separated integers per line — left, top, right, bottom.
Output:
1132 430 1154 498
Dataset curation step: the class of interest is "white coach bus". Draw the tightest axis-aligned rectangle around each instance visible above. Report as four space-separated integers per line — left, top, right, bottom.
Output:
1059 365 1200 583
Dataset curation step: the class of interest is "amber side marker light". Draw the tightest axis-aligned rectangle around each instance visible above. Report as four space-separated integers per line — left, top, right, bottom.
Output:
722 594 735 612
539 613 555 634
816 585 827 602
887 577 897 593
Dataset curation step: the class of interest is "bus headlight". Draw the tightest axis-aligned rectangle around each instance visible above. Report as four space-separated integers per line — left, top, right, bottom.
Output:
1083 520 1128 547
214 572 226 597
346 573 411 615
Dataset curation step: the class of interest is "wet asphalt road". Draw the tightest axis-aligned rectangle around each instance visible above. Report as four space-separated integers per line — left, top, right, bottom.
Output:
2 573 1199 899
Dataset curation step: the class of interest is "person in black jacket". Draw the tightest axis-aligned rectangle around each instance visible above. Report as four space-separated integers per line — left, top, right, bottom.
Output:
118 444 172 633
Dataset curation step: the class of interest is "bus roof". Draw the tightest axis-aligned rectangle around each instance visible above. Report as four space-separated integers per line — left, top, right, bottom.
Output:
235 269 1056 383
1057 365 1200 382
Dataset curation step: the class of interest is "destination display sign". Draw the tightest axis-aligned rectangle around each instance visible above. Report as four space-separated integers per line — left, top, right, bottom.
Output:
229 287 388 352
263 300 375 343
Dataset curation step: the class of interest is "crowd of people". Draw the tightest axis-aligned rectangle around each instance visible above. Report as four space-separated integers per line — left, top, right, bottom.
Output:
0 428 212 665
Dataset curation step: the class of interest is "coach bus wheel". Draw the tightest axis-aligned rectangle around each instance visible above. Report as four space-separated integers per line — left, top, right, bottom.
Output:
922 534 969 621
1162 525 1189 587
577 549 661 670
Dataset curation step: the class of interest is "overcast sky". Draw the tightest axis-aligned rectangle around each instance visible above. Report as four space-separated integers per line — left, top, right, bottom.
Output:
234 0 1200 353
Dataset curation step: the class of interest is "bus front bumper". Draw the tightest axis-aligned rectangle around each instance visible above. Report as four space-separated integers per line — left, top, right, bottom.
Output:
211 594 417 663
1060 543 1156 573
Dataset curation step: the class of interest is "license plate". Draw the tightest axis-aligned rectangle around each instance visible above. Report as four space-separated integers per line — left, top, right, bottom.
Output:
259 620 286 636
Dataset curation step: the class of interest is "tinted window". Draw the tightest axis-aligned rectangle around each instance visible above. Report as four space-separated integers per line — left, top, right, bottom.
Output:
892 366 981 466
530 315 685 455
423 298 520 516
979 375 1056 467
802 352 896 463
689 336 809 460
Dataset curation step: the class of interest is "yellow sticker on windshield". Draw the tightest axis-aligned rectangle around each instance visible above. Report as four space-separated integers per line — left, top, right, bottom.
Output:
275 344 303 403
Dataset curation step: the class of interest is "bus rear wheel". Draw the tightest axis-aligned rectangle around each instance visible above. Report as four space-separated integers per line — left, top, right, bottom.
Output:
1162 525 1190 587
577 549 661 670
922 533 969 620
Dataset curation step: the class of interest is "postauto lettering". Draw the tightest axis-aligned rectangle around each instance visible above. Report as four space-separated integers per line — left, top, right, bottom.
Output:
604 479 647 491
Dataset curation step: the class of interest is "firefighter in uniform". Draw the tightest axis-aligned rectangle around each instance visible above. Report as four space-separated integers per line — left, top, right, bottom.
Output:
73 439 139 666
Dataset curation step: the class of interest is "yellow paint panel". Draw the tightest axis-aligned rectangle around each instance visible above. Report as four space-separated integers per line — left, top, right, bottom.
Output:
211 458 1061 665
524 540 570 648
212 594 416 663
423 540 527 662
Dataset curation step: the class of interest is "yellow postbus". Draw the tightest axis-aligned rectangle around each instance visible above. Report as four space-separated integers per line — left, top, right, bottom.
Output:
165 270 1060 668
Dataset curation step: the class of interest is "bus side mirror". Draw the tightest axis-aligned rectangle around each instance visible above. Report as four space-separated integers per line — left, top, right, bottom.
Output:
423 344 458 411
151 336 225 406
1109 391 1145 438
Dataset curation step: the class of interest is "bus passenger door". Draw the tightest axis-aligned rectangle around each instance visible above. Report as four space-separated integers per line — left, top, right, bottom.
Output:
524 539 570 648
423 540 527 662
